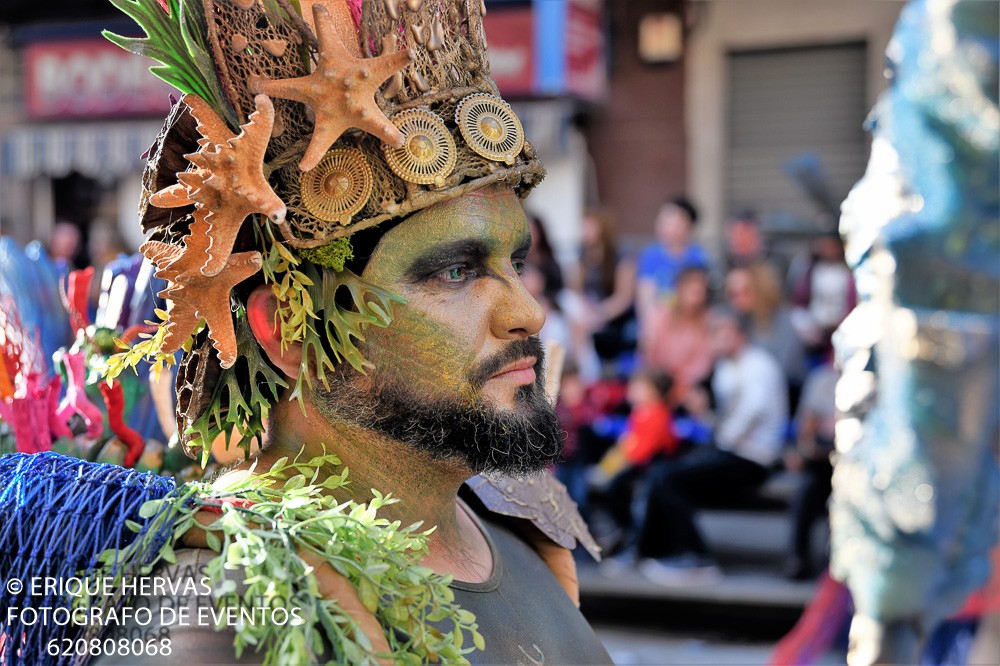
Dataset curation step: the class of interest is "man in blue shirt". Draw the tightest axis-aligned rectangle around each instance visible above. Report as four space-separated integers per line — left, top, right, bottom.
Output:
635 196 711 328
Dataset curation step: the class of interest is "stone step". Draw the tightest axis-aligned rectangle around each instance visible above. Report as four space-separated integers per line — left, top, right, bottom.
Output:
698 509 829 567
578 562 817 609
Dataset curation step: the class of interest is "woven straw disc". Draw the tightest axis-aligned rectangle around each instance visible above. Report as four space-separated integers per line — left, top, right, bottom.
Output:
456 93 524 166
383 109 457 186
300 147 374 225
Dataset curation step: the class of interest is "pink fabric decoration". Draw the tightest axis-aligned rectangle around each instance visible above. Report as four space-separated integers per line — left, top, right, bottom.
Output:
56 350 104 440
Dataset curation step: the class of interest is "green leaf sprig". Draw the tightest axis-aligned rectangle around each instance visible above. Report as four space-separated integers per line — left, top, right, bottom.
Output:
102 308 179 383
257 221 404 406
104 0 239 127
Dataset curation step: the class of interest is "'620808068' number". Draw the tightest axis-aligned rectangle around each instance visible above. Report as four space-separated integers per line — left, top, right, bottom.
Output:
46 637 172 658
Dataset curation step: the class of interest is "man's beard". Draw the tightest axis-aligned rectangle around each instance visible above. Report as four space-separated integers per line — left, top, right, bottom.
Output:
312 337 564 476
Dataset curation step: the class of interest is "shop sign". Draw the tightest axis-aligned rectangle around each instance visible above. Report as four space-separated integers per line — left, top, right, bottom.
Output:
565 0 606 100
484 8 535 96
484 0 605 101
24 39 174 120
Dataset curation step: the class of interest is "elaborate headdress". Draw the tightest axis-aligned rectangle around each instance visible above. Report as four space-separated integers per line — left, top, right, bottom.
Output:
105 0 544 461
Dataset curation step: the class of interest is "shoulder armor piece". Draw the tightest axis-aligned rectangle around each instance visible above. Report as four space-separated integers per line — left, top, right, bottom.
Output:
464 472 601 561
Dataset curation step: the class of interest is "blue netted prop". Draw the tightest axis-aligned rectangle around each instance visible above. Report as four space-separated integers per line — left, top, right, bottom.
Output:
0 452 177 665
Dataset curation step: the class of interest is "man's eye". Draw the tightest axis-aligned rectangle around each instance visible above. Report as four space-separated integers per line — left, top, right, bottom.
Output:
437 265 472 283
512 259 527 275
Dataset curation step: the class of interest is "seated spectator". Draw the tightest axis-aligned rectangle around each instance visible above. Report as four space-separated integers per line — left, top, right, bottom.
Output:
784 357 838 580
724 209 766 269
724 210 791 278
633 307 788 582
570 208 638 363
641 266 714 403
527 214 565 294
554 361 600 514
789 232 855 357
589 369 678 554
635 196 711 330
525 217 601 381
725 262 808 409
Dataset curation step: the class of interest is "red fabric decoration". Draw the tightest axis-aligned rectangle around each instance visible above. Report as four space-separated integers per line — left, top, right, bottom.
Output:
66 267 94 334
99 381 145 468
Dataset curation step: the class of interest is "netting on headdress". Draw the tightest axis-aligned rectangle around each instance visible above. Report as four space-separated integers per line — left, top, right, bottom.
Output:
361 0 495 104
193 0 542 247
202 0 313 160
0 452 178 665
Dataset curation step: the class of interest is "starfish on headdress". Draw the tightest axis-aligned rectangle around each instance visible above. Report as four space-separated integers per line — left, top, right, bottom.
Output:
149 94 285 277
140 214 262 369
253 2 413 172
300 0 362 58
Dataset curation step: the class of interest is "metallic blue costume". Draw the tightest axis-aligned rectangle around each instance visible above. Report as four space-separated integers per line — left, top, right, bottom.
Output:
832 0 999 661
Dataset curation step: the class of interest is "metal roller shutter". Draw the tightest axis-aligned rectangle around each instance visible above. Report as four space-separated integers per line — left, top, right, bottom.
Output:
726 42 869 230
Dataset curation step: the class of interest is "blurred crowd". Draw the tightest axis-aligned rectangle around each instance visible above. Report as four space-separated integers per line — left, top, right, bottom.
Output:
533 196 855 583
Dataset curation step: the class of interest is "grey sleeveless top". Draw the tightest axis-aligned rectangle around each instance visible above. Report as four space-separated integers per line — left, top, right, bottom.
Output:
443 504 612 665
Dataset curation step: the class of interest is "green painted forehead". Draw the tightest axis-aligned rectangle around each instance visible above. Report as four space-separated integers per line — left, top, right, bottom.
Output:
363 187 530 278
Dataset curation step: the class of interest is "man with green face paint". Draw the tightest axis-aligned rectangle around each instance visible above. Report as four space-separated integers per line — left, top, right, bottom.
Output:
0 1 612 664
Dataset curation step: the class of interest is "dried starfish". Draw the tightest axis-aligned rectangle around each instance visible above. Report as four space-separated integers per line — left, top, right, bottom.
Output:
141 214 262 369
254 2 413 171
300 0 361 58
149 94 285 277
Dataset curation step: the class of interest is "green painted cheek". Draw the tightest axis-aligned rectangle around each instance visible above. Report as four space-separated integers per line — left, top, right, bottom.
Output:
366 309 480 405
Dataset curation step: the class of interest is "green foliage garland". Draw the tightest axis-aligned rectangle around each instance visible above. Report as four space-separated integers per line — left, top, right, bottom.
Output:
78 450 483 665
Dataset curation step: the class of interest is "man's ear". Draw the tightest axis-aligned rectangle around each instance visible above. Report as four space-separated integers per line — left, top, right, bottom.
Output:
246 284 302 378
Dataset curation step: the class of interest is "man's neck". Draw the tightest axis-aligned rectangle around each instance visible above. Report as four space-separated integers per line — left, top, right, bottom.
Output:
228 398 493 582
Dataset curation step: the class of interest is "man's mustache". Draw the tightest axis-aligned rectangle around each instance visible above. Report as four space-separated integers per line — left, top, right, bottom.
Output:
469 337 546 389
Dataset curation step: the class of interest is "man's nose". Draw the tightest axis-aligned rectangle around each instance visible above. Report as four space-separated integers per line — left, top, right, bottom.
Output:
491 264 545 340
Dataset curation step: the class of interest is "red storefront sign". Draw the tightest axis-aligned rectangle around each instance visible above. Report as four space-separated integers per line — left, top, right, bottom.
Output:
483 8 535 97
24 39 175 120
565 0 606 101
483 0 605 101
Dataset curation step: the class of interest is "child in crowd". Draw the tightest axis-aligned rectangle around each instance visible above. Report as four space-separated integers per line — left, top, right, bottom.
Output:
589 369 679 553
554 362 601 513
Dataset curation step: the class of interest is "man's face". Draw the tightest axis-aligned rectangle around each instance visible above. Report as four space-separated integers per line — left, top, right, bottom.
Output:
727 219 762 258
725 269 754 313
655 204 692 248
313 186 563 475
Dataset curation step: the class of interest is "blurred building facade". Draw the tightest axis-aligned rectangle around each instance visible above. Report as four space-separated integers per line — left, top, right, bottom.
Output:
684 0 905 262
580 0 903 262
0 0 904 265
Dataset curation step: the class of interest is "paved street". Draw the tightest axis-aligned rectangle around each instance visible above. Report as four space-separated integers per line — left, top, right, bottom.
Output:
596 625 774 665
595 625 846 665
